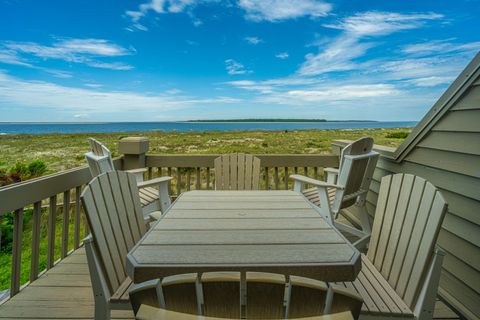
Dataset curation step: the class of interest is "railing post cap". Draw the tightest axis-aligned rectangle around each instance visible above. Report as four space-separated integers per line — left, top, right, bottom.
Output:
119 137 149 155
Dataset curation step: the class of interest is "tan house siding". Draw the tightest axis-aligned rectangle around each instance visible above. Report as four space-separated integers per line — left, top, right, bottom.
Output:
333 81 480 319
333 53 480 319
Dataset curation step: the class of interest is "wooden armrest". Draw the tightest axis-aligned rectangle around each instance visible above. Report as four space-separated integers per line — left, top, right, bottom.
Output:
324 167 339 174
126 168 148 174
137 176 173 189
289 174 343 189
149 211 162 220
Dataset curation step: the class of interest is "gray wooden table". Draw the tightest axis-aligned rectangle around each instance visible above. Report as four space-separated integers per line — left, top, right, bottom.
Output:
126 190 361 283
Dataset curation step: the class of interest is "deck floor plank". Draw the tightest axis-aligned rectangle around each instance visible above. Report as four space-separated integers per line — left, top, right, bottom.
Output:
0 246 459 320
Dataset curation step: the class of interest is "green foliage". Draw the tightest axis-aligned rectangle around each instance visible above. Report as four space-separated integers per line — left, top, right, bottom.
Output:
28 160 47 177
385 131 409 139
9 162 30 180
1 160 48 186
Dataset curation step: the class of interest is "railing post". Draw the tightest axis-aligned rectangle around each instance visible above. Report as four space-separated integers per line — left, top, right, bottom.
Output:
10 208 23 297
118 137 149 170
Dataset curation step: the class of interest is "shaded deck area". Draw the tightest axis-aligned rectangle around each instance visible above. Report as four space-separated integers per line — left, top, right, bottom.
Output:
0 247 460 320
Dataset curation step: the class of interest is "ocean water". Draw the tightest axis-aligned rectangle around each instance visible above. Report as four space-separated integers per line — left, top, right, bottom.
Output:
0 121 417 135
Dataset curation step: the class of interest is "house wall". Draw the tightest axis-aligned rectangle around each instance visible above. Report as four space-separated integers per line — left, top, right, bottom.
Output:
332 84 480 319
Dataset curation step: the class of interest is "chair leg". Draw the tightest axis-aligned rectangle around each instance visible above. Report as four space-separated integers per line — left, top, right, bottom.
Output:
94 300 111 320
414 248 445 320
158 181 171 213
85 236 112 320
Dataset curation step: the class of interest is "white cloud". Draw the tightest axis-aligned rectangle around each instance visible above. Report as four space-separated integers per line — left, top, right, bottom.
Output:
3 38 134 71
275 52 289 59
401 39 480 56
125 0 331 27
238 0 331 22
125 0 205 29
299 11 443 76
0 49 33 67
0 71 240 116
84 83 103 88
244 36 263 45
405 76 454 87
323 12 442 37
225 59 253 75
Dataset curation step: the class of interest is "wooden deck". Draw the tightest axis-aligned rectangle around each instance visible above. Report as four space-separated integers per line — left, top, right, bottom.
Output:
0 247 460 320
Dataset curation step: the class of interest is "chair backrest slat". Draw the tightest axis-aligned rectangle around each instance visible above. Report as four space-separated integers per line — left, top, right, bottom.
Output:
85 138 115 177
246 272 285 319
214 154 261 190
81 171 147 295
202 272 240 318
132 273 362 319
162 274 198 315
366 173 447 309
289 276 328 318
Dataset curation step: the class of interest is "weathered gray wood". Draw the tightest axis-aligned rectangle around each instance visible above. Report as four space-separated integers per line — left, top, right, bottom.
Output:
167 208 319 218
127 190 361 284
30 202 41 282
146 154 339 168
81 171 148 296
10 208 23 297
0 246 456 319
143 229 344 245
47 195 57 269
214 153 261 190
61 190 71 259
154 218 329 230
0 164 97 215
73 186 82 249
366 174 447 311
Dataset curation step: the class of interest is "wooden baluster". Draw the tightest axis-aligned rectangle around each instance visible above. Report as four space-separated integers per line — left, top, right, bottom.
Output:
176 168 181 196
294 167 298 174
196 167 201 190
264 167 269 190
84 210 90 238
47 195 57 269
30 202 42 282
206 167 211 190
187 170 191 191
10 208 23 297
61 190 71 258
284 167 289 190
157 167 162 177
274 167 279 190
148 167 153 180
304 167 308 176
168 167 173 195
314 167 318 180
74 186 81 249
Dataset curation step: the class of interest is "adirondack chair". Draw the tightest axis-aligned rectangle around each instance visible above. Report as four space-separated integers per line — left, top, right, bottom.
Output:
129 272 363 320
337 173 448 320
85 138 172 218
290 137 379 247
214 153 261 190
81 171 149 320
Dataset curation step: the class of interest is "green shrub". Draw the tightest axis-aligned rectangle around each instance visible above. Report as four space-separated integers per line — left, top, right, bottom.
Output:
28 160 47 177
9 162 30 180
385 131 409 139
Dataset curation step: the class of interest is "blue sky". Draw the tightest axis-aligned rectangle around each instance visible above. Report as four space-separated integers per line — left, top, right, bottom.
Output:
0 0 479 121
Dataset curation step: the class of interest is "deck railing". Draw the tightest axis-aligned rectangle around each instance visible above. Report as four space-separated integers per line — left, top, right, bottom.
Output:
0 139 340 301
144 154 339 197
